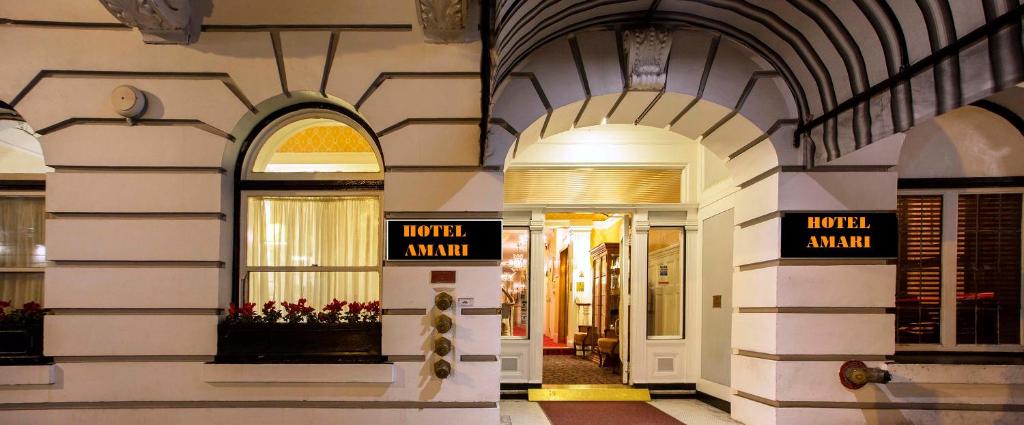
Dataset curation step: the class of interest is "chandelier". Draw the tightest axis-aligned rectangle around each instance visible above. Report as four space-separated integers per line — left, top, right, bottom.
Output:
509 251 527 271
508 238 527 271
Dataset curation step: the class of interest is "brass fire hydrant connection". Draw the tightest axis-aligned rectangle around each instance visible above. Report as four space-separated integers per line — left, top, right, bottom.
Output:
433 291 454 379
434 359 452 379
434 336 452 356
435 292 453 311
839 360 891 390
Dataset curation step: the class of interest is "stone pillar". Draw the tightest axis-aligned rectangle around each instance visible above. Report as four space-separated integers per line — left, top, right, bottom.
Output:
730 168 897 425
528 210 545 383
627 211 650 383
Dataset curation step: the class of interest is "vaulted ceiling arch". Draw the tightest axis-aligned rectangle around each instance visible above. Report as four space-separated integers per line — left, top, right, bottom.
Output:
487 28 801 176
489 0 1024 165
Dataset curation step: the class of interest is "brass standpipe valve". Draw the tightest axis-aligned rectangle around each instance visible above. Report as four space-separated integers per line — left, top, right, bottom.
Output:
434 336 452 356
434 315 453 334
433 291 454 379
435 292 454 311
433 359 452 379
839 360 891 389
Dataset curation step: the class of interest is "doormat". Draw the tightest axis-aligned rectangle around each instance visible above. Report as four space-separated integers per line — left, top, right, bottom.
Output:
538 401 684 425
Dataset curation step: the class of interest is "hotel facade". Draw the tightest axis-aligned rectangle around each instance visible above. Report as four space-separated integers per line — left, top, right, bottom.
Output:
0 1 1022 424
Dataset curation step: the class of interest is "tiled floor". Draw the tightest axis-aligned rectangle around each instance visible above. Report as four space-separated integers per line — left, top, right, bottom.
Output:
499 399 741 425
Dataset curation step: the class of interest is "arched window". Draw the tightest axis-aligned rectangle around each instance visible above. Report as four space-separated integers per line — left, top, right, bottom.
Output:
236 106 383 313
243 113 382 178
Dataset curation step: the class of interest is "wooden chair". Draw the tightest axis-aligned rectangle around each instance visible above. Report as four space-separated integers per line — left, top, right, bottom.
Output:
596 328 619 368
572 325 597 357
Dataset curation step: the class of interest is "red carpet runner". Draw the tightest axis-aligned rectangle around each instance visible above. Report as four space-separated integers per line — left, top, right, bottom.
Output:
543 334 575 355
538 401 685 425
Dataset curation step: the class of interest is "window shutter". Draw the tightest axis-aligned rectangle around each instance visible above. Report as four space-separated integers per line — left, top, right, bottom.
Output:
956 193 1022 345
896 195 943 344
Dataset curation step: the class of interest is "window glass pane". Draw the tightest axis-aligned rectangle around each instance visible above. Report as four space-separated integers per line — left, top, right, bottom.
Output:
896 195 942 344
647 228 684 338
956 193 1022 345
0 272 43 307
252 118 380 173
501 229 529 338
246 196 380 267
0 197 45 267
246 271 379 308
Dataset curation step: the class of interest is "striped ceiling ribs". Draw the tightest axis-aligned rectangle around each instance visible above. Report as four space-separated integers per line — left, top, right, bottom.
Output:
489 0 1024 164
984 0 1024 91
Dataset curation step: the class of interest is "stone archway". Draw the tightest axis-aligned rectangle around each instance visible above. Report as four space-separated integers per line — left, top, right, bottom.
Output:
490 27 901 425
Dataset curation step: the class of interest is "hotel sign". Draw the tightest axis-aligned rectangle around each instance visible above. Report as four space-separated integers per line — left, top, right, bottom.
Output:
386 220 502 261
780 212 897 259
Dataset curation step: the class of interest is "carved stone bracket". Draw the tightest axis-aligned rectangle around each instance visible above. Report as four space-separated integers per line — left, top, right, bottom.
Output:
99 0 198 44
416 0 470 43
623 27 672 91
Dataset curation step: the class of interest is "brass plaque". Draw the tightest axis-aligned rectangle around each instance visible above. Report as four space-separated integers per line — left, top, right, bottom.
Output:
712 295 722 308
431 270 456 283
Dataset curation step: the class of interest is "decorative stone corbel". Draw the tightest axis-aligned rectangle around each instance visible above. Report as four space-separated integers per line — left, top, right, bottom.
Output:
99 0 199 44
623 27 672 91
416 0 470 43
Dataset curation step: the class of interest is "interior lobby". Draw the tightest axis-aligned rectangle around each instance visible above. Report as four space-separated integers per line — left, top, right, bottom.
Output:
1 1 1023 424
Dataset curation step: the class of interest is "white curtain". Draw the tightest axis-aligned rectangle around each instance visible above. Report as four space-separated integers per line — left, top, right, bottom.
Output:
245 196 380 309
0 273 43 307
0 197 45 306
0 197 45 268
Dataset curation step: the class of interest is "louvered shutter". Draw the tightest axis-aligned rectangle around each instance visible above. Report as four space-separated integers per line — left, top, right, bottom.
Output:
956 193 1022 345
896 195 943 344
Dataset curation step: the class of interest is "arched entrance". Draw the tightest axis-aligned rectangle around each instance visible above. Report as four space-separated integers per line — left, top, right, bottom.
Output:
500 119 738 391
490 25 901 424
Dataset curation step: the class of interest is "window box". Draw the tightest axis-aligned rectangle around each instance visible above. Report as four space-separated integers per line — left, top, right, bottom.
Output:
0 322 47 365
215 321 383 363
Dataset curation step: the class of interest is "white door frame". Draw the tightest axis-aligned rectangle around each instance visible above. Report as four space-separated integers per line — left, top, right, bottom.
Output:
499 205 695 385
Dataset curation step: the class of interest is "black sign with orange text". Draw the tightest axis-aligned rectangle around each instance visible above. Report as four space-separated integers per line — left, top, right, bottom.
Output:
386 220 502 261
780 212 897 259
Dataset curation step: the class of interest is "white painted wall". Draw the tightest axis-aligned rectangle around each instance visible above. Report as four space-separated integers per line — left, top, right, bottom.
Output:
898 106 1024 178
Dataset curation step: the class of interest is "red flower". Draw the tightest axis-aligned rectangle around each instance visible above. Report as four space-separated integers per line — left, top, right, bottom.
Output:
282 298 316 323
365 300 381 314
1 300 46 323
261 300 282 323
347 301 365 316
225 302 256 323
21 301 41 313
320 298 348 324
364 300 381 322
323 298 347 313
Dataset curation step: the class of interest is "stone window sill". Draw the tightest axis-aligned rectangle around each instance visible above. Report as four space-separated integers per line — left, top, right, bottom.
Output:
0 364 56 386
201 362 395 384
